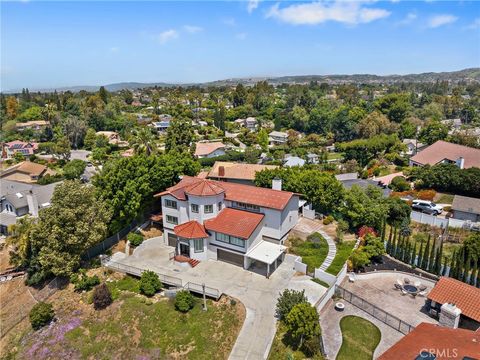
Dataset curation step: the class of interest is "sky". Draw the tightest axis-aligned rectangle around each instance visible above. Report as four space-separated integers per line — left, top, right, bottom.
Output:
1 0 479 90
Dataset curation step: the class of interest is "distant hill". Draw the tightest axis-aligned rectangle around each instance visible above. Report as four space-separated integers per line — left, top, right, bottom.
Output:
5 68 479 93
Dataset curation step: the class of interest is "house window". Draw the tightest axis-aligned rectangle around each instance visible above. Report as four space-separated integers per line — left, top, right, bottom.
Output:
5 204 14 213
164 199 177 209
166 215 178 225
194 238 204 252
215 232 245 248
204 204 213 213
218 202 222 210
191 204 199 213
232 201 260 212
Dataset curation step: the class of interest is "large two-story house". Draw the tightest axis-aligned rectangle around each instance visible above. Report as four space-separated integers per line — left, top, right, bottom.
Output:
155 176 300 276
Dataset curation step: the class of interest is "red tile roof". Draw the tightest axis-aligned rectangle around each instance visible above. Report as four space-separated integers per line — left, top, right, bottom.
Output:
194 142 225 157
174 220 208 239
184 179 225 196
378 322 480 360
207 161 278 181
155 176 295 210
204 208 264 239
410 140 480 169
427 277 480 322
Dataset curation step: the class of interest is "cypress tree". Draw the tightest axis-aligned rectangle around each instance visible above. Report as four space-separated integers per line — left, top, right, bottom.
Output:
449 249 457 278
418 242 424 269
435 238 444 275
404 240 411 264
470 261 478 286
441 256 448 276
411 242 417 266
387 226 393 255
476 264 480 288
392 227 398 257
381 217 386 242
428 236 436 272
463 256 471 284
421 236 430 270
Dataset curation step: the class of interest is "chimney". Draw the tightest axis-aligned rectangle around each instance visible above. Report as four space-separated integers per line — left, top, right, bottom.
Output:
26 191 39 217
218 166 225 177
456 157 465 170
439 303 461 329
272 177 282 191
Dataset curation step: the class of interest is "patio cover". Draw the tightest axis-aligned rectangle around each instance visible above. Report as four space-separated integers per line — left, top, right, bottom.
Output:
246 241 286 265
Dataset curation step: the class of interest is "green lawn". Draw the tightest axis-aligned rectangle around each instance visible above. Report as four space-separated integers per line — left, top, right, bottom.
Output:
436 193 455 204
326 241 355 276
311 278 330 288
289 233 329 272
327 152 344 161
64 294 243 359
269 322 324 360
336 316 381 360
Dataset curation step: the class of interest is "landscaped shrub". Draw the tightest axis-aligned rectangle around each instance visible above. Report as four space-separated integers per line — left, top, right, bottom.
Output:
357 226 377 239
275 289 308 320
29 302 55 330
322 215 334 225
70 270 100 292
417 189 437 201
139 270 162 297
127 232 144 247
174 290 196 312
285 303 321 348
389 176 410 192
92 283 113 310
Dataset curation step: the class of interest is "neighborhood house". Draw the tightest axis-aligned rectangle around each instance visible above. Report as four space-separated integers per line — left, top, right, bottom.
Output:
1 140 39 160
0 161 55 183
206 161 278 185
15 120 50 132
155 176 299 276
409 140 480 169
194 142 226 159
268 131 288 146
451 195 480 222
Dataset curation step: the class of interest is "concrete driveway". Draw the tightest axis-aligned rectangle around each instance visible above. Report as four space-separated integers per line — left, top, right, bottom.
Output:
109 237 327 359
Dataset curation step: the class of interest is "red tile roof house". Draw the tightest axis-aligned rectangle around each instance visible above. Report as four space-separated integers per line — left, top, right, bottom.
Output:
409 140 480 169
425 277 480 331
155 176 300 277
378 322 480 360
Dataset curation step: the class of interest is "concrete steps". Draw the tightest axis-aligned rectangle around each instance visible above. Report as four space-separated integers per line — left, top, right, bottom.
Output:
318 230 337 271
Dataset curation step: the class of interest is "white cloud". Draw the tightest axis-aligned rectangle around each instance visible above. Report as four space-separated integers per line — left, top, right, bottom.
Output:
158 29 179 44
466 18 480 30
247 0 259 13
222 17 236 27
266 1 391 26
427 14 458 28
236 32 247 40
397 12 417 26
184 25 203 33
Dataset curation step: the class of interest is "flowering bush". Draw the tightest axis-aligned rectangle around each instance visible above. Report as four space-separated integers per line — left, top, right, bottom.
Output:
357 226 377 239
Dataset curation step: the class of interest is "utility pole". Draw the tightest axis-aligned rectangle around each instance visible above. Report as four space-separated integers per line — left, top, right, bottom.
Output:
202 283 207 311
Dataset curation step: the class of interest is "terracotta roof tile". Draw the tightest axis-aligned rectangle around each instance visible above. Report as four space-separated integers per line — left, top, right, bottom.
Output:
410 140 480 168
184 179 225 196
207 161 278 181
204 208 264 239
378 322 480 360
155 176 295 210
174 221 208 239
194 142 225 157
427 277 480 322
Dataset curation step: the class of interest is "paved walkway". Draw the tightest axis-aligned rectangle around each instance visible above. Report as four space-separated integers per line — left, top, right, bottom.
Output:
320 299 403 359
292 218 337 272
108 237 327 359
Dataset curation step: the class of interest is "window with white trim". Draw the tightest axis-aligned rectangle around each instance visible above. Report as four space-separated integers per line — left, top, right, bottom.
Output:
164 199 177 209
215 232 245 248
204 204 213 213
218 202 222 210
230 236 244 247
166 215 178 225
194 238 204 252
191 204 199 213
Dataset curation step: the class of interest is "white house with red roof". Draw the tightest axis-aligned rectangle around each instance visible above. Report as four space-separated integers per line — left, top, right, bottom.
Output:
155 176 299 276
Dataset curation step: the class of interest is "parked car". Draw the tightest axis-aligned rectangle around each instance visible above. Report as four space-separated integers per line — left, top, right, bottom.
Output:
412 200 443 215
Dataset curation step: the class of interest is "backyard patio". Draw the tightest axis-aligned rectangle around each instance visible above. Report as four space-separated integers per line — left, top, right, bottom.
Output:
339 271 438 327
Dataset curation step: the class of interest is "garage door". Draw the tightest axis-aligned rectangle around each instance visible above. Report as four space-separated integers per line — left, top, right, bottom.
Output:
167 233 177 247
217 249 244 267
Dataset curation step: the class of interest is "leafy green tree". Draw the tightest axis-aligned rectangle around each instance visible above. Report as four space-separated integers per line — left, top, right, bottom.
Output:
29 302 55 330
83 128 97 150
257 128 269 150
285 303 321 348
139 270 162 296
54 136 71 161
418 120 449 145
275 289 308 320
94 154 200 232
98 86 109 104
165 118 194 153
350 248 370 270
174 290 195 312
389 176 410 192
374 93 411 123
232 84 247 107
63 159 86 180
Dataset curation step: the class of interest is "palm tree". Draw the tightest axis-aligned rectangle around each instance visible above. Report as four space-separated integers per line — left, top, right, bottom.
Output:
129 128 157 156
6 216 36 268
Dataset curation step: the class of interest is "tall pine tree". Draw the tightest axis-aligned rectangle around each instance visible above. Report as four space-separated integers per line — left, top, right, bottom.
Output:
421 236 430 270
